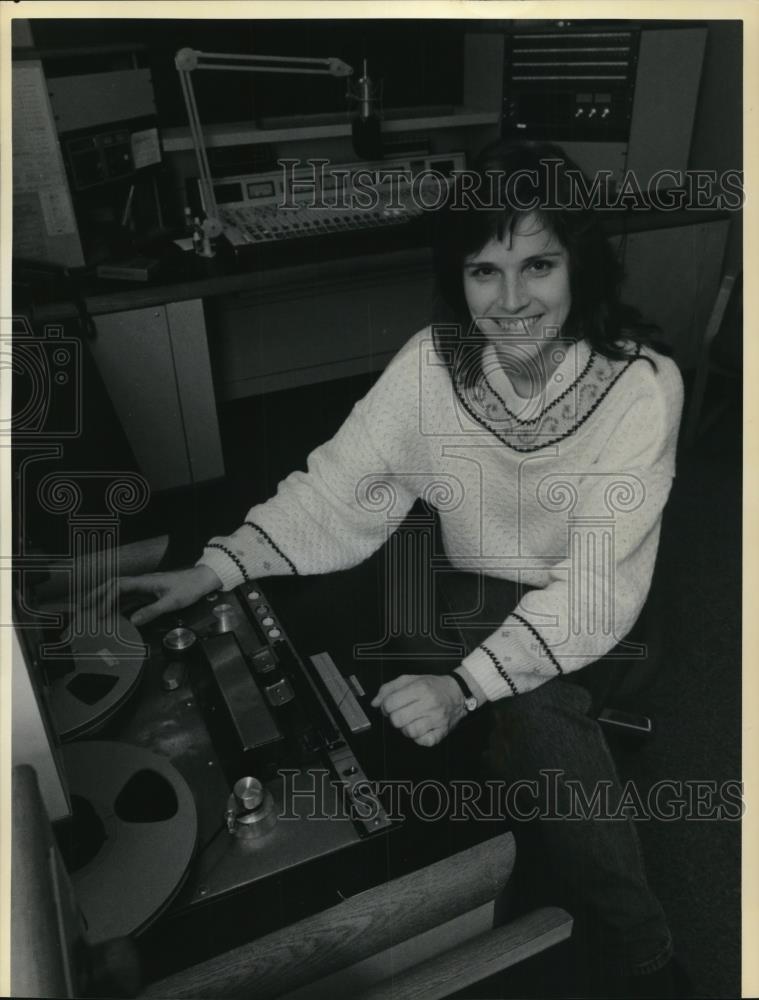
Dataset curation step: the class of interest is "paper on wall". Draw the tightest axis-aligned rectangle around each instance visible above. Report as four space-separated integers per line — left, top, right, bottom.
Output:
12 63 66 192
131 127 162 170
39 186 78 236
13 194 47 259
11 59 85 265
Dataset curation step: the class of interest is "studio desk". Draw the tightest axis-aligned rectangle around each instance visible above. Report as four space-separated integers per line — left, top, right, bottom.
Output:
22 206 731 494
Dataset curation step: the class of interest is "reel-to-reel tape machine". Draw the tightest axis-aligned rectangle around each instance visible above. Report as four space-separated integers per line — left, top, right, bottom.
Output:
14 537 499 985
14 574 411 977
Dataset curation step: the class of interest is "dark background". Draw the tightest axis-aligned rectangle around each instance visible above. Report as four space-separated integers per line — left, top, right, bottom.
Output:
30 19 465 123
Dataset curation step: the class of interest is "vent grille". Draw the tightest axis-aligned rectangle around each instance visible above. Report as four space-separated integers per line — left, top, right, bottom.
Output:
508 31 637 84
503 28 640 141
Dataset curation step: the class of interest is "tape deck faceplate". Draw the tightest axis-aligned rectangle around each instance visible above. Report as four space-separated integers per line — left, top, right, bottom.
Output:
19 532 501 981
39 579 395 958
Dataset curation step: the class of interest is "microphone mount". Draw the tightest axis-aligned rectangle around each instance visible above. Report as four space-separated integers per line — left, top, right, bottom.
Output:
175 46 354 232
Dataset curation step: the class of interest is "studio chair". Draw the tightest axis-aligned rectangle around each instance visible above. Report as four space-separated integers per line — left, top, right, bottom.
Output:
579 602 662 744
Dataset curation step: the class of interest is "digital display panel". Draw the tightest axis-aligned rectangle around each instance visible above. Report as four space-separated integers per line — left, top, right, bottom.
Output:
246 180 276 199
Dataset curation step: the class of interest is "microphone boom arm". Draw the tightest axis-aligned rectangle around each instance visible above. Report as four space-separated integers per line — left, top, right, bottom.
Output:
175 47 353 229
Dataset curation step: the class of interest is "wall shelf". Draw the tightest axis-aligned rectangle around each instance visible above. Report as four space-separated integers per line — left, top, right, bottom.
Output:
162 108 500 152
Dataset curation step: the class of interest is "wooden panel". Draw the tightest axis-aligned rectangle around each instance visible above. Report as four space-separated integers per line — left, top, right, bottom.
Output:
356 907 573 1000
620 220 730 369
282 902 495 1000
141 833 517 1000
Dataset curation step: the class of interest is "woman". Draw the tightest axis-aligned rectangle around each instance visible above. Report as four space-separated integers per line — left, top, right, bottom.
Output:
119 141 686 996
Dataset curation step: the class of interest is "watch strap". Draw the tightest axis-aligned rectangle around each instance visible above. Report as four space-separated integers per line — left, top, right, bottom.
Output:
450 669 477 705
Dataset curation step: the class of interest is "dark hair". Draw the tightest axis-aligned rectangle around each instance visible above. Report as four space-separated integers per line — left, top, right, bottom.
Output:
431 140 660 384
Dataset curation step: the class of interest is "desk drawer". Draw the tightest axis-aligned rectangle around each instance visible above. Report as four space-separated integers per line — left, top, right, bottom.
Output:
206 268 433 400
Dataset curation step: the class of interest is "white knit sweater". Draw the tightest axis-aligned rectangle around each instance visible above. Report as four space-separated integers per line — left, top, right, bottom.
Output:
198 328 684 702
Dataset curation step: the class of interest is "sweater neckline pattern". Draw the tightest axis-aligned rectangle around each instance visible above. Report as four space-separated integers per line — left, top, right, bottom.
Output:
454 344 642 452
481 346 597 426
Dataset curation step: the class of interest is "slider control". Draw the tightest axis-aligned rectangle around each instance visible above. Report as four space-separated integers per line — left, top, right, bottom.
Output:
310 652 371 734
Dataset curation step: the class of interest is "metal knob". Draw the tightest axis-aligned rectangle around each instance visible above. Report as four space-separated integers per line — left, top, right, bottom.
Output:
225 776 277 838
162 626 197 654
234 776 264 813
162 661 187 691
212 603 238 633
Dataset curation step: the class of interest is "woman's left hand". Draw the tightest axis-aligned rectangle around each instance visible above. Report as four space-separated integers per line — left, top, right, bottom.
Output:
371 674 466 747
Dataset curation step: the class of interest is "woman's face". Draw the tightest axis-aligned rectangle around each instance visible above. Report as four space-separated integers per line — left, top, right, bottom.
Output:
462 213 572 369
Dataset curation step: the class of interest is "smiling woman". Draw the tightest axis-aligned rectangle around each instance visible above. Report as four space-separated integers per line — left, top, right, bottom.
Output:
461 218 572 395
110 140 688 996
432 142 663 395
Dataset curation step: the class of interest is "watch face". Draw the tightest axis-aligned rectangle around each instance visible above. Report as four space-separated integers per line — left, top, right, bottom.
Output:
465 696 478 713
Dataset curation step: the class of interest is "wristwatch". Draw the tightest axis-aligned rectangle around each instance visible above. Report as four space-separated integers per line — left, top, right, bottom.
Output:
450 670 479 713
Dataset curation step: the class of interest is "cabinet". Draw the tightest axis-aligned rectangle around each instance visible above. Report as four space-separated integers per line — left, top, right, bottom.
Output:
620 220 730 370
206 253 434 400
90 299 224 492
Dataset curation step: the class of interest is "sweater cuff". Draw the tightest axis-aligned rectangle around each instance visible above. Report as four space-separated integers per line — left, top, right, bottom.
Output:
461 613 565 701
461 644 521 701
195 545 247 592
196 522 298 592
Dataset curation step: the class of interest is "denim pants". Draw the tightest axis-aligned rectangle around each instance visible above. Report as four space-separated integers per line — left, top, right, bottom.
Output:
435 568 674 978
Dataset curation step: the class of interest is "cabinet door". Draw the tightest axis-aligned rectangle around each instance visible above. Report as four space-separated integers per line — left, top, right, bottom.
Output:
90 300 223 491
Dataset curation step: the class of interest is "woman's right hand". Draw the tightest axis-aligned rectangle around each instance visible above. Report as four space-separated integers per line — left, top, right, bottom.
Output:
85 565 223 627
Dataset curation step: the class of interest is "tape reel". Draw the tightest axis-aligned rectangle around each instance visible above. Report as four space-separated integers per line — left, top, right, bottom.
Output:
60 741 198 944
47 615 146 741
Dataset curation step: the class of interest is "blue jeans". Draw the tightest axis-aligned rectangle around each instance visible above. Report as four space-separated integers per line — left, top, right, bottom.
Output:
437 568 674 978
